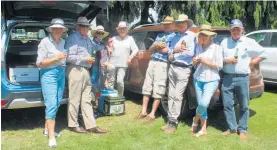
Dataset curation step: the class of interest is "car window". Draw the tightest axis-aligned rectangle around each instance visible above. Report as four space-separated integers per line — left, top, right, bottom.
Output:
1 15 5 38
247 32 271 47
144 31 162 50
130 31 147 50
269 33 277 48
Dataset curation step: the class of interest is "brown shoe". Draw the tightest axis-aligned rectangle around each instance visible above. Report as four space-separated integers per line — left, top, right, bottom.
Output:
136 113 148 120
222 130 237 136
87 126 108 134
164 124 177 134
68 127 87 134
143 116 155 124
240 133 248 141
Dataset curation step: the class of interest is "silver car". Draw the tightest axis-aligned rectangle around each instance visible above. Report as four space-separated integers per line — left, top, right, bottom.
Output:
246 30 277 85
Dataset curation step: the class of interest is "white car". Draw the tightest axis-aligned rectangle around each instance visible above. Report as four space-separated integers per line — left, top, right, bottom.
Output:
246 30 277 85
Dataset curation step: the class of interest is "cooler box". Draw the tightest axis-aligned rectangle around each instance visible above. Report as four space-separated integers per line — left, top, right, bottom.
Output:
98 89 125 115
103 96 125 116
98 89 118 113
9 66 39 83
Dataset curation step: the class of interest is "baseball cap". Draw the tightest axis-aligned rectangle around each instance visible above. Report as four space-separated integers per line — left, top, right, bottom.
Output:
229 19 243 29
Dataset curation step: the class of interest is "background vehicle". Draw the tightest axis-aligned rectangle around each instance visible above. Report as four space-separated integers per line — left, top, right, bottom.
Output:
1 1 107 109
125 24 264 119
246 30 277 85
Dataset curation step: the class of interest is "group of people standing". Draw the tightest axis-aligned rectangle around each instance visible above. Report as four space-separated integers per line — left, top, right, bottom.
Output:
36 13 266 147
136 14 266 141
36 17 138 147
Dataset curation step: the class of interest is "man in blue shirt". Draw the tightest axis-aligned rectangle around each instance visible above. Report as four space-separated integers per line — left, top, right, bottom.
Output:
163 14 196 134
66 17 107 134
136 16 175 124
221 19 266 141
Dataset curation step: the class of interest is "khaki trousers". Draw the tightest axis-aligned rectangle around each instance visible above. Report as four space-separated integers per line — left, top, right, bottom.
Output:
67 65 97 129
168 64 191 123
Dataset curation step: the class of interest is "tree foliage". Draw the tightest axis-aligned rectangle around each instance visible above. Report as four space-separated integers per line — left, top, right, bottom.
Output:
104 1 277 32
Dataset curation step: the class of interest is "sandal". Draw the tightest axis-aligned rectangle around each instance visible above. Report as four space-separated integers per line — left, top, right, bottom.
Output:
135 113 148 120
195 130 207 138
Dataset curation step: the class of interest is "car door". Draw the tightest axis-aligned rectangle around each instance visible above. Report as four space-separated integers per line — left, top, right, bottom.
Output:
126 31 161 93
266 32 277 82
246 32 273 81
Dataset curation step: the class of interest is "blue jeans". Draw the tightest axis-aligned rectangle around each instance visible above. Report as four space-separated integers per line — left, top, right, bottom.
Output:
222 75 249 133
194 80 219 120
40 67 65 120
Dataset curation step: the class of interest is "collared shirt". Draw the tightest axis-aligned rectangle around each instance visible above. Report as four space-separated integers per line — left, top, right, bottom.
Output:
36 35 66 68
109 35 139 67
169 30 196 66
151 32 175 62
193 43 223 82
221 36 267 74
65 31 94 68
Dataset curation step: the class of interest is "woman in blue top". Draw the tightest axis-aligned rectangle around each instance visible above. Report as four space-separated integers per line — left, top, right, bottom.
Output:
36 18 68 147
191 24 223 137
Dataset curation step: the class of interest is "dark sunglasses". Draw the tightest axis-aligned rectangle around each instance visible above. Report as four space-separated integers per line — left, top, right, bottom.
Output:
79 24 89 28
96 31 104 35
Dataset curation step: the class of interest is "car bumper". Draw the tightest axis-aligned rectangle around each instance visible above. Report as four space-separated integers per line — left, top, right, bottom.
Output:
1 90 68 109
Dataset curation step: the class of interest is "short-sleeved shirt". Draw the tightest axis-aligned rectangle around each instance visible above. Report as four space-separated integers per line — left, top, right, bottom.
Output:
193 43 223 82
221 36 267 74
169 30 196 66
109 35 139 67
36 35 66 68
65 31 94 68
151 32 175 62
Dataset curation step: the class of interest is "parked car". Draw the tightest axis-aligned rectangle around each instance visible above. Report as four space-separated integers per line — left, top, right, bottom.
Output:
125 24 264 119
1 1 107 109
246 30 277 85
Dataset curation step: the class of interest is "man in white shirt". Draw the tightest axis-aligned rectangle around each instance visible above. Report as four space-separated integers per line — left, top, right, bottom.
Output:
221 19 266 141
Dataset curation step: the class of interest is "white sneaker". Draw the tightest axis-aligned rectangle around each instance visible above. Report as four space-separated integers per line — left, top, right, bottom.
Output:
43 130 61 137
48 138 57 148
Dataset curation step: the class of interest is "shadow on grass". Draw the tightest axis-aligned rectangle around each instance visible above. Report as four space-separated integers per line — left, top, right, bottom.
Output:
180 107 256 132
1 105 68 133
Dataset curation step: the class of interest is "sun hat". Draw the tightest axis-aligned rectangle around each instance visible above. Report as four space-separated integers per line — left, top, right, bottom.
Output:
46 18 68 32
91 25 109 38
76 17 91 26
174 14 194 28
161 16 174 24
229 19 243 29
198 24 217 36
116 21 128 30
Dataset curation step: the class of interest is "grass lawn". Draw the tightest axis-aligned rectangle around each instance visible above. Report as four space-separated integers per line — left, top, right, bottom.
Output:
1 91 277 150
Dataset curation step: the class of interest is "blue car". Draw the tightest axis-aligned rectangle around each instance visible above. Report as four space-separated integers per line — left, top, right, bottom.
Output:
1 1 107 109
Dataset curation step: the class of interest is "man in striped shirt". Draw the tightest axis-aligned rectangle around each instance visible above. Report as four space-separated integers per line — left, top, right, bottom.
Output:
162 14 196 134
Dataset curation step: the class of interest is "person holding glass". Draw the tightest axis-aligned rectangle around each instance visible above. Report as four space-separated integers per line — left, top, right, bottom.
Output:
36 18 68 147
191 24 223 137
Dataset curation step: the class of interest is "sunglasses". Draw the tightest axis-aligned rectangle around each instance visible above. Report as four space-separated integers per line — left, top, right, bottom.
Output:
79 24 89 28
96 31 104 35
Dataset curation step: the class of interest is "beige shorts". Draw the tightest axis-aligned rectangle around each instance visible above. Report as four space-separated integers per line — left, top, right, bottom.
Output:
142 60 169 99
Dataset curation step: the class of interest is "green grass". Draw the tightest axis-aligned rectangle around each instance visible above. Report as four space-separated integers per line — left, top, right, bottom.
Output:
2 91 277 150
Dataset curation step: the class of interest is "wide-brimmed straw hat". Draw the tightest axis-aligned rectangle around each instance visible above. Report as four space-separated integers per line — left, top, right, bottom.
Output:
116 21 128 30
198 24 217 36
91 25 109 38
161 16 174 24
76 17 91 26
174 14 194 28
46 18 68 32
